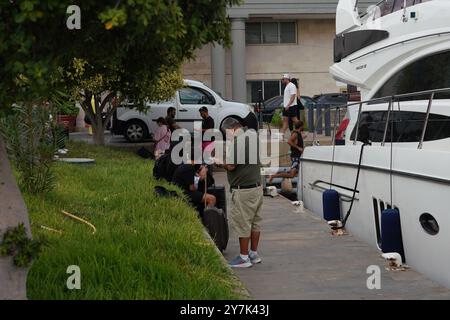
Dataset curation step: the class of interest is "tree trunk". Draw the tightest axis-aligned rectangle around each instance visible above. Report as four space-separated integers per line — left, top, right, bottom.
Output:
0 135 31 300
92 122 105 146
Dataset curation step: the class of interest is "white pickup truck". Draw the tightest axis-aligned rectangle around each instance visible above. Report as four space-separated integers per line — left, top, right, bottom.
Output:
112 79 258 142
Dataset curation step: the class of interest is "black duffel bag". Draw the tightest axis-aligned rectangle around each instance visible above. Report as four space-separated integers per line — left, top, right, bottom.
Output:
202 206 229 252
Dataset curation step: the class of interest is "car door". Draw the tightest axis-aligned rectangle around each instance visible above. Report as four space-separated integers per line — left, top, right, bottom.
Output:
177 86 217 132
147 98 177 135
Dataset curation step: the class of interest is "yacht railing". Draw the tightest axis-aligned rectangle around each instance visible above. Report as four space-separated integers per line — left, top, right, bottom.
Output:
311 87 450 150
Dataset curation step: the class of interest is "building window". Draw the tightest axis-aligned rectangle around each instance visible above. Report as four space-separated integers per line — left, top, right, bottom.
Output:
245 22 297 45
246 23 262 45
246 80 283 103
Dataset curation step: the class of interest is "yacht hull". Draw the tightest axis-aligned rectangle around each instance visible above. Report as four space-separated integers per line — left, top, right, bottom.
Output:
300 144 450 287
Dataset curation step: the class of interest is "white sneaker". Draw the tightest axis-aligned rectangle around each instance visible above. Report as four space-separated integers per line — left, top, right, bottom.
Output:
249 252 262 264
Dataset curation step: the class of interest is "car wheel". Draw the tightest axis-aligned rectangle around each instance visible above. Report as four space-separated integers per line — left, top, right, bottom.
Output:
220 116 243 132
124 120 148 143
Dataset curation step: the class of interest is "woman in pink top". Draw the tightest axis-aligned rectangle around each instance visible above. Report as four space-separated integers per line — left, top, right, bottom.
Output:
154 117 171 157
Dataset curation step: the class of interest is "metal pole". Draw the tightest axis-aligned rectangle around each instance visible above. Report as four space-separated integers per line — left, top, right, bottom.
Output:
418 92 434 149
308 103 314 133
353 102 363 145
316 104 323 135
324 105 331 137
331 107 339 146
381 98 393 146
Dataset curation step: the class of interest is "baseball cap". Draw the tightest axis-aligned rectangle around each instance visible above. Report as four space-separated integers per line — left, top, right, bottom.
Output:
282 73 290 80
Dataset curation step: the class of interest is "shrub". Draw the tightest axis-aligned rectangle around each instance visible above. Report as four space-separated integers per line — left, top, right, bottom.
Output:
271 108 283 127
0 104 66 195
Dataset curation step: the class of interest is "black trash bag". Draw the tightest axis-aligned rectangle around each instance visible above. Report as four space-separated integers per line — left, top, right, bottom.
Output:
137 147 154 159
154 186 178 198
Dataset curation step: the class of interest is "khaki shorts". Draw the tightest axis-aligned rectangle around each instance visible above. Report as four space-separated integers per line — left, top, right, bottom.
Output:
230 186 263 238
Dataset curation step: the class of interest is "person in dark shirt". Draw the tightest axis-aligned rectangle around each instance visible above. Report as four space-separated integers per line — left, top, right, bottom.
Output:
165 107 181 133
199 107 215 163
172 163 216 211
268 121 304 183
199 107 215 135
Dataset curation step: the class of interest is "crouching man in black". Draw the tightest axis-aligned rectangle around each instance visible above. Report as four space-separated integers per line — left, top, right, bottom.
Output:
172 163 216 214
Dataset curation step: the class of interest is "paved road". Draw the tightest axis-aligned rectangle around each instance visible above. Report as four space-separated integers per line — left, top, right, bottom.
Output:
214 172 450 300
69 131 154 151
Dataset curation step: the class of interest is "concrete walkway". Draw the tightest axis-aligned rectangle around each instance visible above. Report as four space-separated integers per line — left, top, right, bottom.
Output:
214 172 450 300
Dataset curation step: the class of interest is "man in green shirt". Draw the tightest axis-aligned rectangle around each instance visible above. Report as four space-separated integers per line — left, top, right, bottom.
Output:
217 118 263 268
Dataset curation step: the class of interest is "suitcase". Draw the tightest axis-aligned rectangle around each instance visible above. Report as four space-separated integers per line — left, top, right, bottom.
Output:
207 185 227 216
202 206 229 252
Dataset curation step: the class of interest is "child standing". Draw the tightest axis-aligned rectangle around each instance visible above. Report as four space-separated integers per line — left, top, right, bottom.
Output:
154 117 171 158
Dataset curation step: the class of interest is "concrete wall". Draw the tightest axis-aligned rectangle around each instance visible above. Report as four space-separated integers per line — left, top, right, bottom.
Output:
182 19 340 100
182 45 213 88
228 0 378 17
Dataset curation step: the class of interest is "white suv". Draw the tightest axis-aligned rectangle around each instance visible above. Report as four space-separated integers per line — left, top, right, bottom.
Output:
112 79 258 142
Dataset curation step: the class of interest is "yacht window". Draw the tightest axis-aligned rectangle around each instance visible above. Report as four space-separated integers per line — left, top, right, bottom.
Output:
393 0 420 12
373 50 450 100
392 0 404 12
351 111 450 143
379 0 395 16
377 0 431 17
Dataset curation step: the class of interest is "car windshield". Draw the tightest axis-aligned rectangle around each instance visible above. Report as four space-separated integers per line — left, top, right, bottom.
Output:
213 90 226 100
300 96 315 105
264 96 283 109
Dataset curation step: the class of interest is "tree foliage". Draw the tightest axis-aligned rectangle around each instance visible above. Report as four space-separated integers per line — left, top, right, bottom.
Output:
0 0 242 143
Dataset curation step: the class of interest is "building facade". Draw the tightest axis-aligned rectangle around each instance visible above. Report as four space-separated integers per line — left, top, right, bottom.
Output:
182 0 375 103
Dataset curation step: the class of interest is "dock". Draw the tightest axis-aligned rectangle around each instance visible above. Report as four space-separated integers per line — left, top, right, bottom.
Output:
214 172 450 300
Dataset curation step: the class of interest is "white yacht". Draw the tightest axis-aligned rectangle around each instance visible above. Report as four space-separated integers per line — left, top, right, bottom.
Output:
299 0 450 287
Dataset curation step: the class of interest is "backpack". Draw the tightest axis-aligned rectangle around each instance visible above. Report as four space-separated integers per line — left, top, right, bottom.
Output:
153 154 169 180
153 153 178 182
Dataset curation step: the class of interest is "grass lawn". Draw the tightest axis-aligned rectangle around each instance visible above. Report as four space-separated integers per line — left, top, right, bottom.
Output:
24 141 245 299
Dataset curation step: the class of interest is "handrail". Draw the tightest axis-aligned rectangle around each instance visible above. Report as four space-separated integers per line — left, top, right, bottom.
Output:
332 87 450 112
418 92 435 149
381 97 393 146
353 102 363 145
359 0 386 18
310 87 450 149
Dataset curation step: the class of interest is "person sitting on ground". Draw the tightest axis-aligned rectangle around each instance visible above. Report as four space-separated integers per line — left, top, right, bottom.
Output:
153 117 171 158
269 121 304 183
172 163 216 213
165 107 181 133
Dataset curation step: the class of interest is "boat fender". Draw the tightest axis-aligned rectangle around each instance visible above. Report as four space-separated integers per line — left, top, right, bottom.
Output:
381 208 405 262
322 189 341 221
